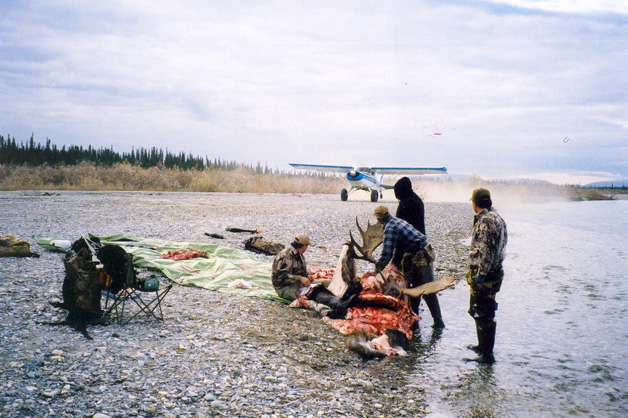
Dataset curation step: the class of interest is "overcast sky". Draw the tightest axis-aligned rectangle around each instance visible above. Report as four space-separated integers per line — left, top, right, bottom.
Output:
1 0 627 184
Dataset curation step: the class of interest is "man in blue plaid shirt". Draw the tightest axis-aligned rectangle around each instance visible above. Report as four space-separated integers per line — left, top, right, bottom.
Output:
374 205 445 329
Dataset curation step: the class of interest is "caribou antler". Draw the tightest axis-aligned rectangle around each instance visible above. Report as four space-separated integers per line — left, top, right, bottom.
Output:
349 216 383 264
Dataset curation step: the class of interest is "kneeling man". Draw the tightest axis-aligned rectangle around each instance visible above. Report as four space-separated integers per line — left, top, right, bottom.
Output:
272 234 355 318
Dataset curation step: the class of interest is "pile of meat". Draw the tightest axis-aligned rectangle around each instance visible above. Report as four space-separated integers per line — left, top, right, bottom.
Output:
310 266 419 340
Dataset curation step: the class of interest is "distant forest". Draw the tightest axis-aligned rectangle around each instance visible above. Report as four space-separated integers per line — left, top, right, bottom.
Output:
0 133 277 174
1 133 624 197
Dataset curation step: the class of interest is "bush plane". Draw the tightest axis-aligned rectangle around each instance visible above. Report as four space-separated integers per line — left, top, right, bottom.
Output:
289 163 447 202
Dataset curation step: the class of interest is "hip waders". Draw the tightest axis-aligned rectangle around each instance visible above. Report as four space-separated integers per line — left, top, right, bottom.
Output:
402 249 445 329
468 285 499 363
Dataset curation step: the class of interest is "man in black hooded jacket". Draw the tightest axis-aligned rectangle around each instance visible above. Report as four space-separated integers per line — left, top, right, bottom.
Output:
394 176 425 235
393 177 445 329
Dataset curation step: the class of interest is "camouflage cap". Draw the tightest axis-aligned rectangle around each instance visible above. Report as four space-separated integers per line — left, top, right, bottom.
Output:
294 234 311 246
470 188 491 203
373 205 390 218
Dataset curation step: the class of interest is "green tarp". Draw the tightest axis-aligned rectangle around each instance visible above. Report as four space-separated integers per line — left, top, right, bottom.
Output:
36 234 287 303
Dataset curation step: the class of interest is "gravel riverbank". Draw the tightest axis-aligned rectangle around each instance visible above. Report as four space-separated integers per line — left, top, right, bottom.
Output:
0 191 471 418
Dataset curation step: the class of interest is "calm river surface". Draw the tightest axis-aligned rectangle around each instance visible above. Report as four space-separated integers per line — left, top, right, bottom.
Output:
412 199 628 417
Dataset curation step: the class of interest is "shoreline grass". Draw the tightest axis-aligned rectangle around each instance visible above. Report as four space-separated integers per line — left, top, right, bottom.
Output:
1 162 620 201
0 162 343 194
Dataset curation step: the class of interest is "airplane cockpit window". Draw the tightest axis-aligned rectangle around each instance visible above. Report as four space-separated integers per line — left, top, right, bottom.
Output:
355 167 372 174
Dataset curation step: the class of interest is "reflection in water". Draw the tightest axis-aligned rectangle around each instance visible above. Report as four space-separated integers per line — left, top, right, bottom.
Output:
366 327 442 379
417 327 444 356
453 366 501 418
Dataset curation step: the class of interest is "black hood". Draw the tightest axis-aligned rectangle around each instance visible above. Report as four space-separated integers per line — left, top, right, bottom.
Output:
394 176 413 199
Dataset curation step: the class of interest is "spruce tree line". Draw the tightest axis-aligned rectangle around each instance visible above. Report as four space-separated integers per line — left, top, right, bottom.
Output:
0 134 277 173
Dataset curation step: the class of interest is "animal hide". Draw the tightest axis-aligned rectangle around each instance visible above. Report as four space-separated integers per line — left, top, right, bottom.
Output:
327 244 356 297
346 329 409 358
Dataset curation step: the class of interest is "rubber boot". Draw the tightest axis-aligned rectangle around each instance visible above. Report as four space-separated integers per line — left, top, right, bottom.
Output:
467 321 482 353
424 293 445 329
466 319 496 364
417 265 445 329
410 296 421 316
482 320 496 361
409 298 420 332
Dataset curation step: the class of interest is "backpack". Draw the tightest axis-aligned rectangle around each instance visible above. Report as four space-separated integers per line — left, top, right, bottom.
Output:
46 253 104 339
62 254 102 316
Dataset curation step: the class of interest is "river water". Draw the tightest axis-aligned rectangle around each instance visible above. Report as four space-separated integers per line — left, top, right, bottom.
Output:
411 199 628 417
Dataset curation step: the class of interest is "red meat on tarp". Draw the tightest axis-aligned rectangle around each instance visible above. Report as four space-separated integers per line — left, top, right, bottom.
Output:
161 249 207 261
315 268 419 340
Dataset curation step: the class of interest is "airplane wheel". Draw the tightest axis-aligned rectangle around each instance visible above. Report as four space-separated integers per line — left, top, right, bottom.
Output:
370 189 378 202
341 189 348 201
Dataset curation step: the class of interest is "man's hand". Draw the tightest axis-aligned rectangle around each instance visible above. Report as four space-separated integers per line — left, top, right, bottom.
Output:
300 276 312 286
473 275 486 284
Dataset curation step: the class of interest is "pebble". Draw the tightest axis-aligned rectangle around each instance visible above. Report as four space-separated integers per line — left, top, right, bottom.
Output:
0 191 471 418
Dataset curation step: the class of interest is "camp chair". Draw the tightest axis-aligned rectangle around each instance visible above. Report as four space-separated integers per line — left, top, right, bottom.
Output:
99 246 172 325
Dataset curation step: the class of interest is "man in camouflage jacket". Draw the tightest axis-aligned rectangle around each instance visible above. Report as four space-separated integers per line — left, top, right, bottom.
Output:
272 234 356 318
466 188 507 364
271 234 312 301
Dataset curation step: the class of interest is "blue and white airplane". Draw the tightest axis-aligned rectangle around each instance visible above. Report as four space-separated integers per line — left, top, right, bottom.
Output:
289 163 447 202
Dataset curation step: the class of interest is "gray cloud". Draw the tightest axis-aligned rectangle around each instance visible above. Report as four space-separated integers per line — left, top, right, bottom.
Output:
1 0 626 183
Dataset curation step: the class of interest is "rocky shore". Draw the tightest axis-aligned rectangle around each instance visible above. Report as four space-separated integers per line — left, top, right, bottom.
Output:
0 191 471 418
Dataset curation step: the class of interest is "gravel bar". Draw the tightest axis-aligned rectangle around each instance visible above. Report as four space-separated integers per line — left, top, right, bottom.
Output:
0 191 471 418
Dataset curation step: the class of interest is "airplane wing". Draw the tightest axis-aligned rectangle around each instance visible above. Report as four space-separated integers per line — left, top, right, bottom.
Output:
290 163 447 175
289 163 353 174
371 166 447 175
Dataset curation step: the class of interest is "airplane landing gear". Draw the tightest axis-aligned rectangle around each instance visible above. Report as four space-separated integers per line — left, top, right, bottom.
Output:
341 188 348 201
370 189 379 202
